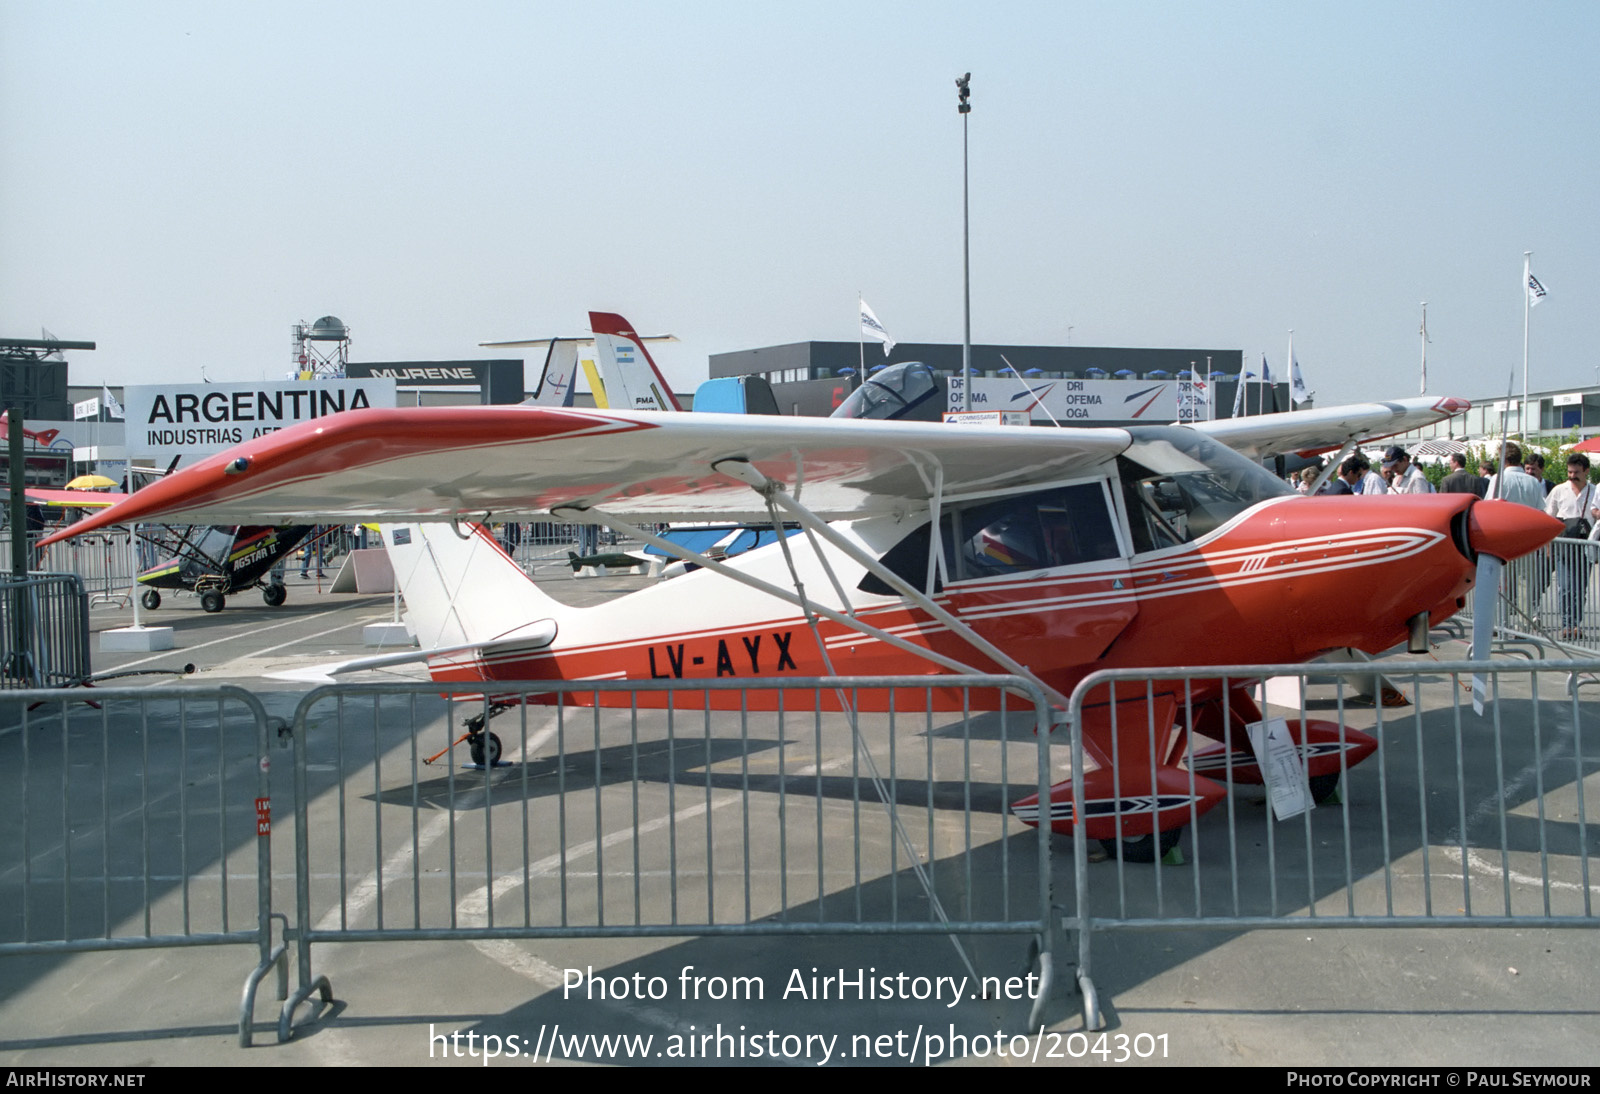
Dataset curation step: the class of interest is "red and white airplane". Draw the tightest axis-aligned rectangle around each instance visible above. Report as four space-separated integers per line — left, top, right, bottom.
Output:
43 393 1559 858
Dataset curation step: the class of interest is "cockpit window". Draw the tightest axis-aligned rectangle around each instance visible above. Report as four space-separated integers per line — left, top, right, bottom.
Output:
954 483 1121 578
858 480 1121 594
1118 426 1292 553
831 362 943 422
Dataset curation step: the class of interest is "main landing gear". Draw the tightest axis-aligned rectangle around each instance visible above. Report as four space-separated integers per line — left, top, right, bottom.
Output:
1099 827 1184 865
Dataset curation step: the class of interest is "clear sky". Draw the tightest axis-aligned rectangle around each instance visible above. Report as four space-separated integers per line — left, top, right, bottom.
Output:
4 1 1596 408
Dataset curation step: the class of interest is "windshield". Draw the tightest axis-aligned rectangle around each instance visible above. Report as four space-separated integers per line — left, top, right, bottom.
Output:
1118 426 1292 552
831 361 943 422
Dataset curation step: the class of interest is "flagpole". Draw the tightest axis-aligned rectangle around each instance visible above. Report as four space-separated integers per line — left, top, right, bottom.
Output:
1283 331 1292 414
858 293 865 378
1522 251 1531 442
1420 304 1428 396
956 73 972 413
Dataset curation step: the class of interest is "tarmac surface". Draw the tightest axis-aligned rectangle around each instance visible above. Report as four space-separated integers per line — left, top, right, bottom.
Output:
2 562 1598 1068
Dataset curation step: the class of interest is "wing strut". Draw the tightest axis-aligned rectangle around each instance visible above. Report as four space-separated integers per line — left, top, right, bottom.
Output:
1307 438 1358 496
712 458 1071 708
751 480 986 993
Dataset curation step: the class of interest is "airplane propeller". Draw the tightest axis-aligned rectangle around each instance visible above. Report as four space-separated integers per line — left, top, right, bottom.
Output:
1463 500 1560 713
1469 553 1501 714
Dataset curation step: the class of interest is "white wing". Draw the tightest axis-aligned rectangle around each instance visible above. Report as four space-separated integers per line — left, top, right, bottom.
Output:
1194 396 1470 459
50 406 1131 535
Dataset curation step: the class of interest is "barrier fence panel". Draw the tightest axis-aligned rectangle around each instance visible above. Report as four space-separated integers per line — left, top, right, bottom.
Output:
0 573 92 689
0 686 286 1045
35 529 138 607
1460 537 1600 654
1061 660 1598 1030
279 676 1055 1042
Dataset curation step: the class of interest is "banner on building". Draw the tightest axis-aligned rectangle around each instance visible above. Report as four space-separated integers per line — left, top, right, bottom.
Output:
124 379 397 463
946 375 1180 423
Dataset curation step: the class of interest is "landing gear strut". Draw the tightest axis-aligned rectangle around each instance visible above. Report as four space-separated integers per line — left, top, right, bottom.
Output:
463 703 513 768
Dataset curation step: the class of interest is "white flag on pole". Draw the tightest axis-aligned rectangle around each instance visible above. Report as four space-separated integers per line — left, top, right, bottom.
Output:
102 386 125 420
1291 357 1312 406
859 299 895 355
1231 372 1247 418
1525 258 1548 307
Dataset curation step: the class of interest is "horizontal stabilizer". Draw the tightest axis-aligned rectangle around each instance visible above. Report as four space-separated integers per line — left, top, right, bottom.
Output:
265 621 558 685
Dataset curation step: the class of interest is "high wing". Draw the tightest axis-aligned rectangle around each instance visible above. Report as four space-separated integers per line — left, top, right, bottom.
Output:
1192 395 1470 459
41 407 1130 539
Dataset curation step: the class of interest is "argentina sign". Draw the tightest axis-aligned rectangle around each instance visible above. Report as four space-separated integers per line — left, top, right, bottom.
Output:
124 379 397 463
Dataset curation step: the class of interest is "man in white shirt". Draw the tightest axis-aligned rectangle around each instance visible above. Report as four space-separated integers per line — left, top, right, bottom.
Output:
1543 453 1599 637
1485 442 1546 509
1382 446 1434 494
1485 442 1552 624
1352 454 1388 495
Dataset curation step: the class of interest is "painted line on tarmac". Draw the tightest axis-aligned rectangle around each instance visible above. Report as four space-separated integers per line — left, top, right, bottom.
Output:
1444 703 1600 897
314 724 561 932
304 729 865 1061
104 601 378 673
208 612 396 671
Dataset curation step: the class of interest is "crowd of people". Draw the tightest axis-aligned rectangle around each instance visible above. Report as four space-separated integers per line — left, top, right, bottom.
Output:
1294 442 1600 639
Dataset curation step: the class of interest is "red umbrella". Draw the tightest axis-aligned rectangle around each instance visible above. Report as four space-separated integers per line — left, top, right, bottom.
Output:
1570 436 1600 453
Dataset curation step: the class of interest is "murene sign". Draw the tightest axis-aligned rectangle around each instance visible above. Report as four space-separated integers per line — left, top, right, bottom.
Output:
124 379 397 463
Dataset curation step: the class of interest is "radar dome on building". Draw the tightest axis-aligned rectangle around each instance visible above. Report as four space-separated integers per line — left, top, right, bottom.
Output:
308 316 348 341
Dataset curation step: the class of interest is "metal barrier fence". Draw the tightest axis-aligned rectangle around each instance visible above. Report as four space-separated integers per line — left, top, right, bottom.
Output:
0 686 285 1045
1461 537 1600 653
34 529 138 607
1062 660 1598 1031
0 573 93 689
279 676 1055 1042
500 522 654 570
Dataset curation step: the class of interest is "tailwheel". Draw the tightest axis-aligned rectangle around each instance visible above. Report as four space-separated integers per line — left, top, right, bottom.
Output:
1099 826 1184 864
140 589 161 610
262 583 287 606
468 731 502 768
200 591 225 613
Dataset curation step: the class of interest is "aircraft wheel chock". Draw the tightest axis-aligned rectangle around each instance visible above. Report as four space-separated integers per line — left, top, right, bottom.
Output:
140 589 161 611
469 732 502 768
201 592 225 614
263 583 287 607
1099 826 1183 864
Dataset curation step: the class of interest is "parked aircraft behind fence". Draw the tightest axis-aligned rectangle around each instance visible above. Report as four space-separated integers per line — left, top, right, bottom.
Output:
41 394 1558 859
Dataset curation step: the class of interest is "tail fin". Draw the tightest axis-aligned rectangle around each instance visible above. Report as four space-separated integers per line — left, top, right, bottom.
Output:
524 339 580 407
381 523 567 648
589 311 683 412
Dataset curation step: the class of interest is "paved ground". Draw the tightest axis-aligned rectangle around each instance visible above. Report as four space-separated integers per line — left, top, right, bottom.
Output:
2 566 1597 1068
